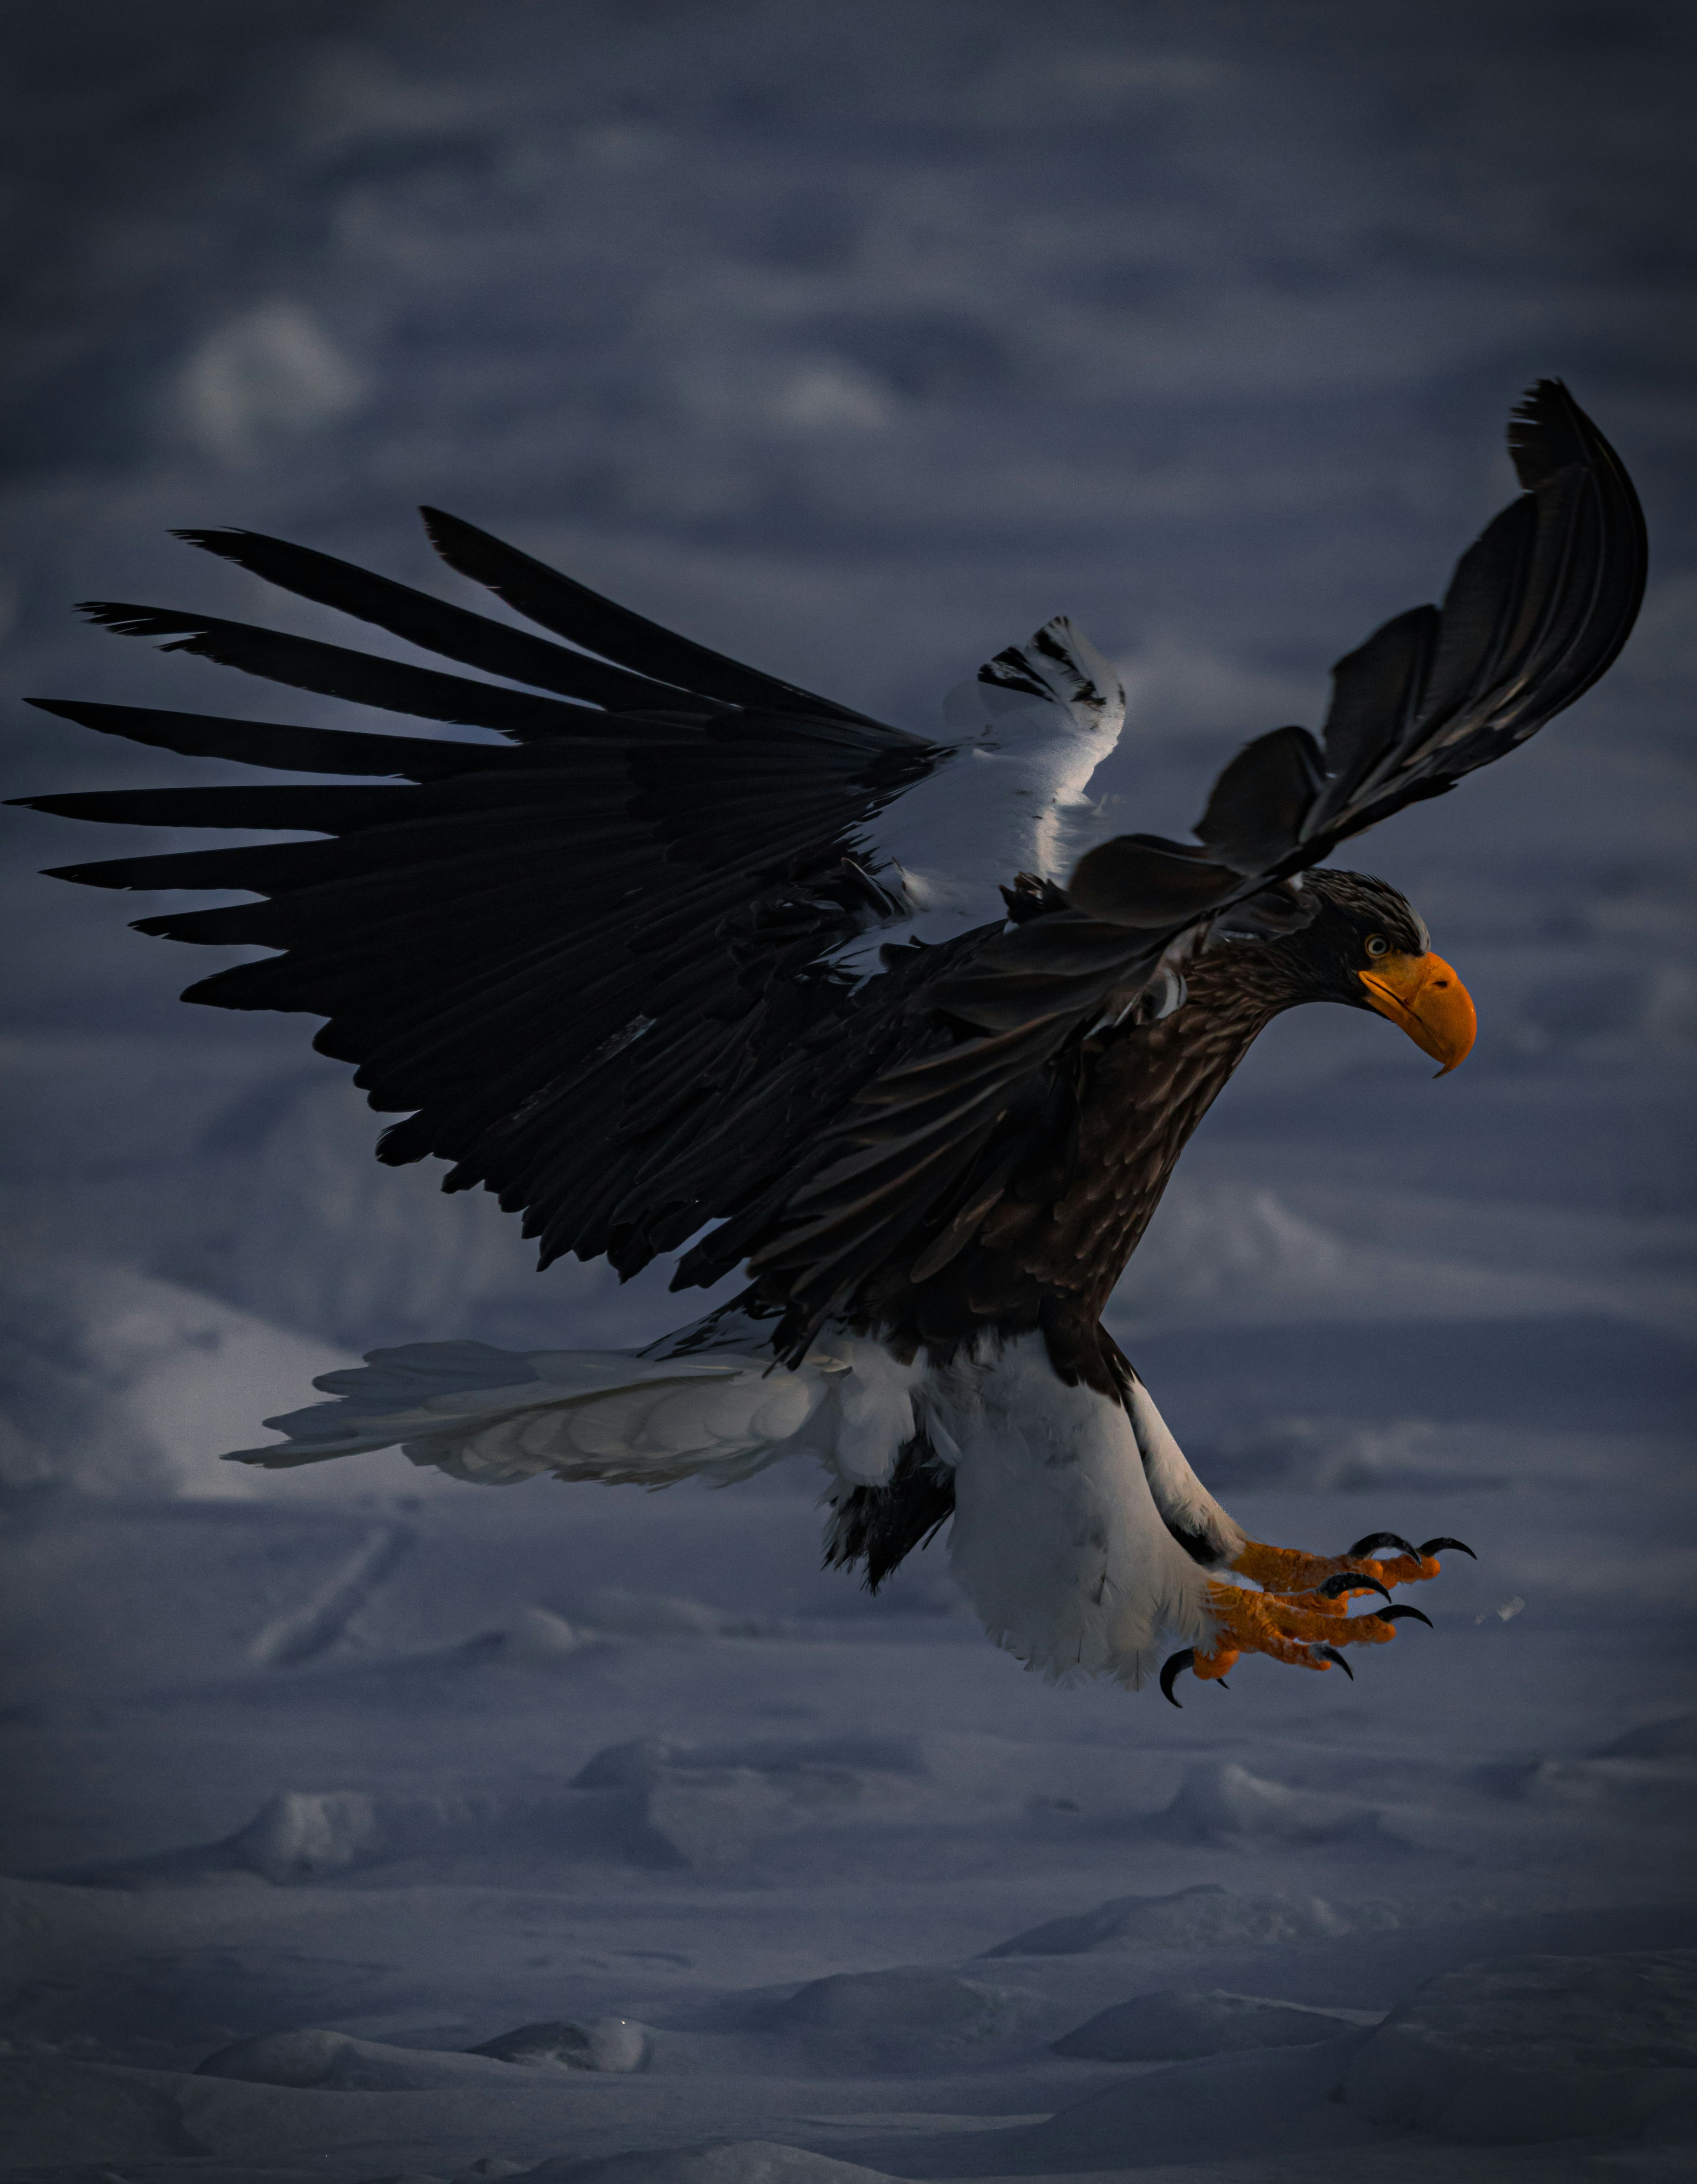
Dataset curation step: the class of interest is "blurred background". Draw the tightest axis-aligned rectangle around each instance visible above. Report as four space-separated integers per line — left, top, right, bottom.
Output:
1 0 1693 1493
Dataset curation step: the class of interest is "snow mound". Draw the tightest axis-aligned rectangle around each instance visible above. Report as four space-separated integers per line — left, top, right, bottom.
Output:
1113 1182 1354 1314
195 2027 538 2090
56 1783 664 1887
232 1789 387 1880
1604 1714 1697 1759
1189 1413 1480 1492
570 1737 929 1871
198 2018 649 2088
1153 1760 1393 1846
1016 2032 1362 2169
1498 1717 1697 1819
0 1252 361 1499
573 1736 928 1789
0 2055 206 2169
575 1586 776 1639
472 2018 648 2072
1518 1756 1697 1821
460 1607 592 1663
781 1967 997 2033
644 1774 854 1874
1053 1987 1381 2060
522 2146 896 2184
1342 1949 1697 2143
780 1967 1010 2040
983 1881 1399 1956
62 1736 939 1888
1110 1175 1675 1331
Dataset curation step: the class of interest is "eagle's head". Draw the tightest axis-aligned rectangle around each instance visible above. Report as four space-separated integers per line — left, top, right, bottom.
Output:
1277 868 1476 1074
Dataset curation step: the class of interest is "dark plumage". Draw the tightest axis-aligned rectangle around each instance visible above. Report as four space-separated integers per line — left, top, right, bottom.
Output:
849 869 1431 1367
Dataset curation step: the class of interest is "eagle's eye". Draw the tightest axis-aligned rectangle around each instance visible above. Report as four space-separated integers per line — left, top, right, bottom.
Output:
1364 934 1389 958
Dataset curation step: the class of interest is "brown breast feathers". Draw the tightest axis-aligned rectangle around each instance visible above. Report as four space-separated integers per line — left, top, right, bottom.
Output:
847 940 1302 1381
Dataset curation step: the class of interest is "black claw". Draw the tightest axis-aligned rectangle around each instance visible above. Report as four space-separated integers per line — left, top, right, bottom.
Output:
1160 1648 1195 1707
1348 1532 1418 1559
1313 1643 1355 1680
1374 1604 1434 1628
1319 1571 1393 1603
1418 1536 1477 1561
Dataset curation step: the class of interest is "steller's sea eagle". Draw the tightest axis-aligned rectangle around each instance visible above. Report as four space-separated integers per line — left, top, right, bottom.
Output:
15 381 1645 1700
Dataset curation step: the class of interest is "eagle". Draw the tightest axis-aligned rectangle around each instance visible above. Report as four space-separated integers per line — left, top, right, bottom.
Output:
15 380 1645 1702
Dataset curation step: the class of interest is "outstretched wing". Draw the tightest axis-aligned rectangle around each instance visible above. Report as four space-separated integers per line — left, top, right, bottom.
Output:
13 514 1115 1286
14 380 1642 1359
1075 380 1645 915
750 381 1648 1345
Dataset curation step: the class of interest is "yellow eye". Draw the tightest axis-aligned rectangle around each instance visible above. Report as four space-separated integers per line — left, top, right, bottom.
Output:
1365 934 1389 958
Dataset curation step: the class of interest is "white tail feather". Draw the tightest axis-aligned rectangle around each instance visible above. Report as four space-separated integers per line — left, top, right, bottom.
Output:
222 1318 929 1493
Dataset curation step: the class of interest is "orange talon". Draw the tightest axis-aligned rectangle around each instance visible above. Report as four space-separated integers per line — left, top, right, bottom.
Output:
1229 1539 1446 1595
1199 1580 1400 1675
1163 1538 1461 1699
1192 1643 1238 1683
1226 1540 1337 1591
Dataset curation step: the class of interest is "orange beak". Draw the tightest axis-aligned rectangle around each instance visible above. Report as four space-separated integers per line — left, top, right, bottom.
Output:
1358 951 1476 1076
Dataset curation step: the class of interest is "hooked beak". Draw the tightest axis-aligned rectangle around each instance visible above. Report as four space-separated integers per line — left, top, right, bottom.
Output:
1358 951 1476 1076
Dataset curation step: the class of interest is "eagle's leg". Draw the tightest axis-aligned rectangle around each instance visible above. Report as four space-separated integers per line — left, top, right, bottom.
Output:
1117 1365 1470 1608
1120 1365 1461 1695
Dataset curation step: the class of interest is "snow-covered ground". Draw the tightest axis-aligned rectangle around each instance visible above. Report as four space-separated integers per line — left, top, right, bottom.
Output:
4 4 1696 2178
4 998 1694 2180
4 1409 1697 2180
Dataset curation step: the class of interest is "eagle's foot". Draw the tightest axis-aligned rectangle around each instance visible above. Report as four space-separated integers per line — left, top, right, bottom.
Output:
1227 1531 1474 1596
1159 1565 1446 1706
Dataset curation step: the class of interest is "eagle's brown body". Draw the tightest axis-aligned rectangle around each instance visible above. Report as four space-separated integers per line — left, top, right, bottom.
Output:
835 868 1425 1385
855 941 1290 1373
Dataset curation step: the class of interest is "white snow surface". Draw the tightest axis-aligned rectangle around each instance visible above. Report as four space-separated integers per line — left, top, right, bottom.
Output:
4 1356 1696 2180
0 1253 371 1501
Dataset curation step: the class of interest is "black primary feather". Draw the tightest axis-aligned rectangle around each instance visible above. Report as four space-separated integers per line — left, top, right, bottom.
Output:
16 511 944 1299
171 527 710 714
72 604 643 739
421 507 893 730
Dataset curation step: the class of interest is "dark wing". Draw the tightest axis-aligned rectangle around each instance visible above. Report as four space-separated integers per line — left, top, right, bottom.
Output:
14 519 948 1279
14 382 1645 1361
1077 379 1647 902
1300 378 1647 852
748 381 1647 1349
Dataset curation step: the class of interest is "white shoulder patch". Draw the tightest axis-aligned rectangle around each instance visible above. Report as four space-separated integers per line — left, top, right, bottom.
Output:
832 616 1127 973
942 614 1126 747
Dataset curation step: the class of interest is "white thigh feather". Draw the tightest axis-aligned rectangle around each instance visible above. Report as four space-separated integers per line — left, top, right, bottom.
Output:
933 1334 1216 1689
1122 1373 1248 1567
